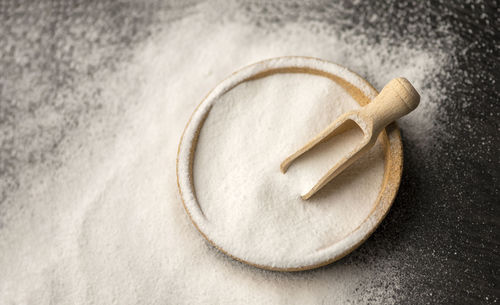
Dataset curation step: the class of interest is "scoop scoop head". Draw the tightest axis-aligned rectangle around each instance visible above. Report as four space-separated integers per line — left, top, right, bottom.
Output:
281 77 420 200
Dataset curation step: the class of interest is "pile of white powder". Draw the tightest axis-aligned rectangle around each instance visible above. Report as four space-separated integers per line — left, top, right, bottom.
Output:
190 70 385 268
0 2 450 304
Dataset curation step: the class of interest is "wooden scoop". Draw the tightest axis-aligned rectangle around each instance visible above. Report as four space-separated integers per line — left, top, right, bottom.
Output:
280 77 420 200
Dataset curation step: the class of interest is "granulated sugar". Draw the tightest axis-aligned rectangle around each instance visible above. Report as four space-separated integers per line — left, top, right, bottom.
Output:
0 2 450 304
192 72 385 267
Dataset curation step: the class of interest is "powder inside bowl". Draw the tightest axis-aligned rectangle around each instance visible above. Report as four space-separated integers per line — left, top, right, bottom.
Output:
192 72 385 267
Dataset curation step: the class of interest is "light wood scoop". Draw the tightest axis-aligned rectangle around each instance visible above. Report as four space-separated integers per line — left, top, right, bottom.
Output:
281 77 420 200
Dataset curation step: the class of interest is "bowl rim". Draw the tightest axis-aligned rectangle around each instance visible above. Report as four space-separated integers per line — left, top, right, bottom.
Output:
176 56 403 271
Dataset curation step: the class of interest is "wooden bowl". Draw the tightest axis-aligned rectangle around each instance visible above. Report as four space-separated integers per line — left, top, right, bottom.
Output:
176 56 403 271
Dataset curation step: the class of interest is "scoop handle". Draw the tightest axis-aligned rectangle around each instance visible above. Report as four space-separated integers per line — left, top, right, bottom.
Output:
360 78 420 135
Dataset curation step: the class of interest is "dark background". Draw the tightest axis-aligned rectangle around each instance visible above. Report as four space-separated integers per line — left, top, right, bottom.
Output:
1 0 498 304
352 1 500 304
329 1 500 304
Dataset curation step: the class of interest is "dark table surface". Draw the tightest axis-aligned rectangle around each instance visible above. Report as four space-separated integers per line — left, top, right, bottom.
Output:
1 0 498 304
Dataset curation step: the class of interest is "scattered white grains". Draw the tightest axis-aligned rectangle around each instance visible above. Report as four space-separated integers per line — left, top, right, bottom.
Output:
0 2 450 304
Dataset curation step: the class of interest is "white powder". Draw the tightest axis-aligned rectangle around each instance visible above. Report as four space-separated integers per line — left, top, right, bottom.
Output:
191 71 385 268
0 2 450 304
